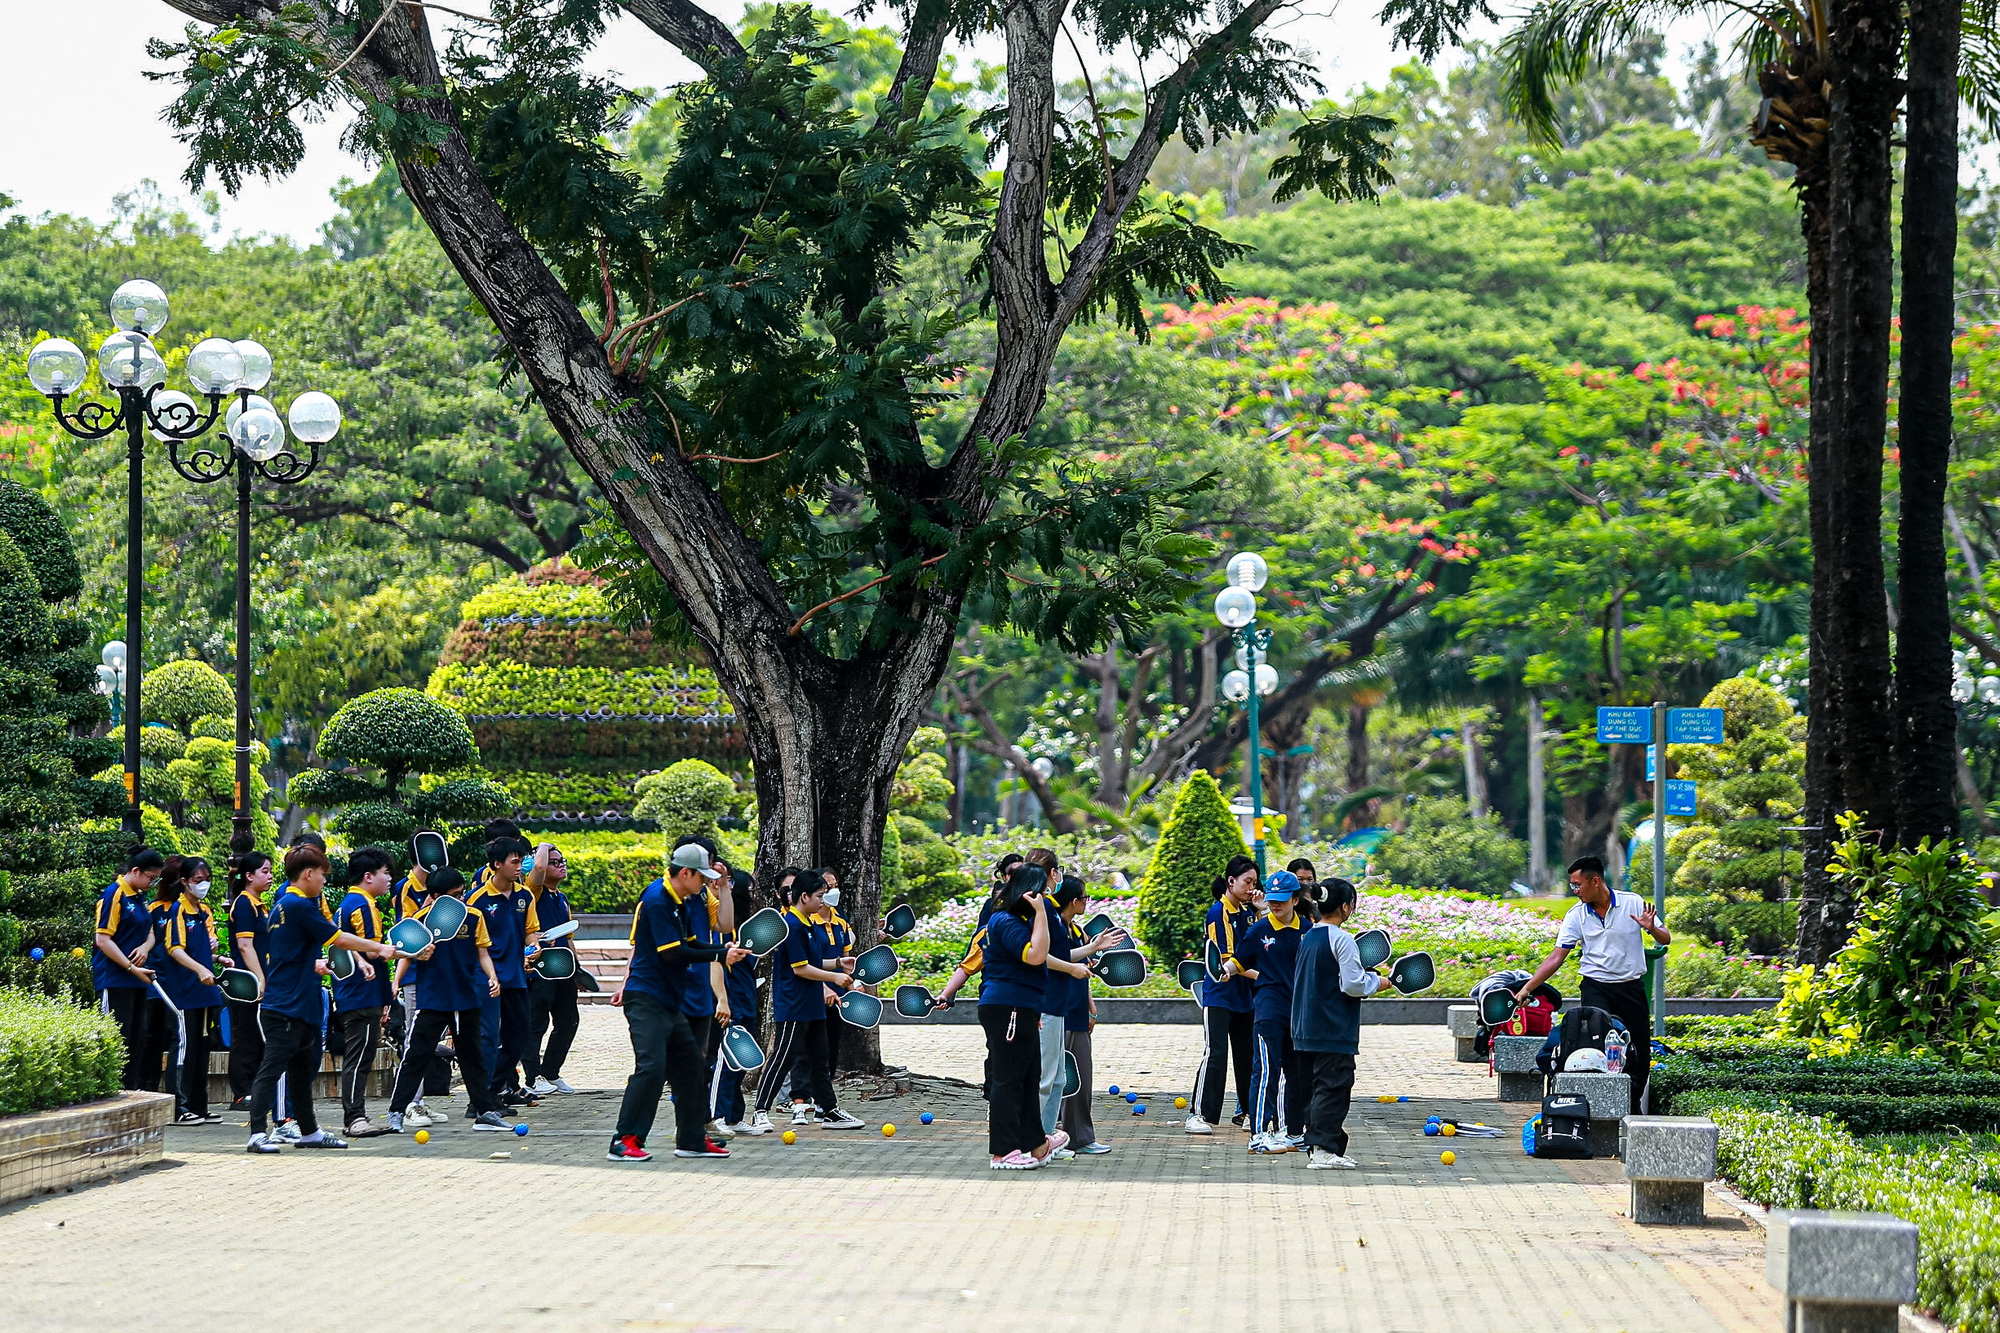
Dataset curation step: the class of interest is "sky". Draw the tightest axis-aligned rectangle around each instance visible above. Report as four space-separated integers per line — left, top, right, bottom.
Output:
0 0 1519 246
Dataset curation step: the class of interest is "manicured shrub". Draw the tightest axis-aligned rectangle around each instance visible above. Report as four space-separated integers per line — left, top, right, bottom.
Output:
318 688 478 788
0 951 94 1005
0 480 82 600
469 715 749 769
1373 795 1527 896
143 659 233 734
0 988 124 1114
1652 1048 2000 1110
1137 771 1246 963
559 847 666 913
427 661 731 717
632 759 739 844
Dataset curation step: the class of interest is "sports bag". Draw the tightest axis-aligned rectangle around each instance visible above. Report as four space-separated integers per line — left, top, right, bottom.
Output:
1537 1004 1625 1076
1532 1092 1592 1159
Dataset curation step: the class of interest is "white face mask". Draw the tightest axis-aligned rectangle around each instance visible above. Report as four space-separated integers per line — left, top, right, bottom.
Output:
189 883 210 901
823 887 841 908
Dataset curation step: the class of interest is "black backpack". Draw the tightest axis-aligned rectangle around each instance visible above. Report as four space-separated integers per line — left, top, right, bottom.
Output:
1533 1093 1592 1159
1538 1004 1623 1076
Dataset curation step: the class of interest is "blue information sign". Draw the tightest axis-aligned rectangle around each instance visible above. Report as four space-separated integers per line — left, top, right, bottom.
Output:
1667 707 1725 744
1596 706 1652 744
1664 779 1698 817
1646 745 1656 782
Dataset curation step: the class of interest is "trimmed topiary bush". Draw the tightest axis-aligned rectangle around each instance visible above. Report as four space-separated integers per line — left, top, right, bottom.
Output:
319 688 478 793
632 759 739 844
1374 795 1527 896
0 988 124 1114
142 659 234 735
1137 770 1247 963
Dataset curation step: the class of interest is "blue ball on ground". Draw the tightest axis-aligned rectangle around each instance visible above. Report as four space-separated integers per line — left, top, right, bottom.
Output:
28 947 44 961
1424 1123 1441 1136
1124 1091 1138 1104
919 1112 934 1125
1133 1103 1146 1115
1108 1084 1120 1095
513 1122 529 1137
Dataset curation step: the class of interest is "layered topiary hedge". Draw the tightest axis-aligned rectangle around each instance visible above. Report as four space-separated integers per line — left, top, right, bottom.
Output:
0 989 123 1115
1653 1043 2000 1111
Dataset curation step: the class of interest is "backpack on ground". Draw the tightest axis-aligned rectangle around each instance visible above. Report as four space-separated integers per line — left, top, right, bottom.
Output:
1536 1004 1627 1076
1532 1093 1592 1159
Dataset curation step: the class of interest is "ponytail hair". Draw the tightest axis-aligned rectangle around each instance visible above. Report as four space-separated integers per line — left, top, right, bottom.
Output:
153 855 190 903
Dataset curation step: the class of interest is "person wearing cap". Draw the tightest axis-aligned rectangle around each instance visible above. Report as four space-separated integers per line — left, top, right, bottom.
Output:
1513 854 1670 1113
384 865 512 1135
1289 876 1383 1170
1236 870 1308 1154
608 842 735 1161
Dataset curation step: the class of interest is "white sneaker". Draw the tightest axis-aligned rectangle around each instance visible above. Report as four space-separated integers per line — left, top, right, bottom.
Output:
1049 1146 1076 1160
706 1118 736 1139
275 1120 303 1142
402 1108 434 1129
530 1078 556 1096
741 1112 773 1136
1306 1147 1358 1170
790 1105 813 1127
1184 1115 1214 1135
723 1121 752 1135
1248 1132 1272 1153
552 1078 578 1094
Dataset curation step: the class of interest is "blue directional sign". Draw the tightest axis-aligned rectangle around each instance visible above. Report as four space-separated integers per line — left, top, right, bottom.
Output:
1646 745 1656 782
1596 706 1652 744
1664 779 1698 817
1667 707 1725 744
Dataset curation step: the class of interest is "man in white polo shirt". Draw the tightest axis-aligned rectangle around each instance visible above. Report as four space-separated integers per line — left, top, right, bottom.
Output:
1513 855 1671 1112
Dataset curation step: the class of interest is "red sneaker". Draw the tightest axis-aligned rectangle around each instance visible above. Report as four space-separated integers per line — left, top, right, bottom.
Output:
674 1137 731 1158
606 1135 653 1162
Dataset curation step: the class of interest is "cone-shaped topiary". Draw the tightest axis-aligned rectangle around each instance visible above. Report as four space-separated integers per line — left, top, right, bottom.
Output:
1137 770 1248 963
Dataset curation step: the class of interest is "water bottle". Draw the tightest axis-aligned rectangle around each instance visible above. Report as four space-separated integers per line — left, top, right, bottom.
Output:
1604 1028 1626 1074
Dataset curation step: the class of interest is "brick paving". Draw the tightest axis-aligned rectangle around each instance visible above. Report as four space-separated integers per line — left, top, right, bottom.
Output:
0 1013 1779 1333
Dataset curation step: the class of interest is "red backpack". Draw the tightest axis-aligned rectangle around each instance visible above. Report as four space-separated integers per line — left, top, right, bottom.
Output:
1502 991 1559 1038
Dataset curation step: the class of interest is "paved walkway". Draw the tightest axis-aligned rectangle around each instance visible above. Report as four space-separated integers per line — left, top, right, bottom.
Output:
0 1015 1779 1333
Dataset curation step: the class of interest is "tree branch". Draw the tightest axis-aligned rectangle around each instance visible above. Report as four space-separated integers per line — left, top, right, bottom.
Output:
616 0 746 72
871 0 950 134
945 669 1081 834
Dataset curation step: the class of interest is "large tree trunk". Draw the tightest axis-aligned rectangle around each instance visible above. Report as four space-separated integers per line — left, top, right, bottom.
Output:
1894 0 1962 848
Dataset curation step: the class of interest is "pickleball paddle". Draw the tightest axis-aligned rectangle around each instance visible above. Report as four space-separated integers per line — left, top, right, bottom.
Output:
882 902 917 941
1355 929 1392 970
1389 952 1436 994
388 917 433 956
1175 959 1206 991
852 943 900 986
1205 938 1226 983
531 946 577 980
837 988 883 1029
720 1023 766 1072
1062 1049 1080 1099
1081 912 1117 941
326 947 356 981
409 830 450 876
1478 988 1519 1026
895 984 944 1018
1090 949 1147 989
736 907 790 956
215 967 262 1003
539 919 579 943
424 894 469 943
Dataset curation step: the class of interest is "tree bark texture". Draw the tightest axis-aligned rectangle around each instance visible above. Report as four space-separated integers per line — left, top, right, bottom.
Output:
1894 0 1962 848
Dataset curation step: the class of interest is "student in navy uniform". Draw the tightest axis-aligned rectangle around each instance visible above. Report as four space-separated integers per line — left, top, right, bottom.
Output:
524 842 581 1096
1189 855 1260 1136
93 847 165 1089
385 866 513 1134
139 858 200 1096
815 868 857 1089
1053 876 1127 1155
745 869 867 1135
1290 876 1385 1170
388 864 449 1122
156 857 223 1123
981 864 1068 1169
225 851 274 1108
608 843 735 1161
467 837 540 1107
1034 876 1098 1148
1237 870 1308 1154
244 845 395 1153
670 837 732 1133
333 847 396 1137
710 870 760 1133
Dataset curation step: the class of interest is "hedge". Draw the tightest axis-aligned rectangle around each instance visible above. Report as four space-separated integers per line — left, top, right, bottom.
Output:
560 847 666 913
470 716 747 769
1706 1101 2000 1333
1679 1088 2000 1134
429 662 731 717
1652 1047 2000 1109
440 620 680 671
0 988 123 1114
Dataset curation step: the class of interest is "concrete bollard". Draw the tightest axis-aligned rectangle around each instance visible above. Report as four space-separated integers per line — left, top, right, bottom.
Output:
1491 1035 1545 1101
1765 1210 1918 1333
1620 1116 1717 1225
1552 1071 1633 1156
1447 1005 1479 1062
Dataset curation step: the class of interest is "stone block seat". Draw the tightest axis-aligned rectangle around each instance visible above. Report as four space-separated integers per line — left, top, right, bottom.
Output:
1621 1116 1718 1224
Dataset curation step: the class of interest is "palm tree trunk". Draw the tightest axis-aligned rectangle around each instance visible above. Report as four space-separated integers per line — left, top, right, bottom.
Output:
1894 0 1962 847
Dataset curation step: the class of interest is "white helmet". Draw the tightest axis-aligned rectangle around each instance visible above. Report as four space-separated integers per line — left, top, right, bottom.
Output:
1563 1047 1610 1073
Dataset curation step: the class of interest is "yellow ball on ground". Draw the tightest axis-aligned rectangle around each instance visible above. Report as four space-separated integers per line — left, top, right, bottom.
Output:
1174 1097 1187 1110
1440 1150 1455 1165
1377 1095 1392 1103
1440 1123 1457 1137
781 1130 797 1145
414 1130 429 1144
882 1123 896 1138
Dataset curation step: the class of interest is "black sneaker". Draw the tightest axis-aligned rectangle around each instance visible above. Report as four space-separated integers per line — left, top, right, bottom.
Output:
472 1112 511 1132
673 1138 731 1158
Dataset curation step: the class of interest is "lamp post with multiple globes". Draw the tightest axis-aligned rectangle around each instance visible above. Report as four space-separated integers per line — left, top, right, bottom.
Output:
28 281 340 879
1215 551 1279 877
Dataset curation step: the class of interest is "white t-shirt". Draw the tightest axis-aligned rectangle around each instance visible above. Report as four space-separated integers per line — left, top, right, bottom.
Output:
1555 890 1648 983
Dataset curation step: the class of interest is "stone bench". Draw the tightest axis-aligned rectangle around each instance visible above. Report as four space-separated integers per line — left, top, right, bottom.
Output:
1552 1071 1631 1155
1621 1116 1717 1224
1447 1005 1479 1062
1491 1036 1545 1101
1766 1210 1918 1333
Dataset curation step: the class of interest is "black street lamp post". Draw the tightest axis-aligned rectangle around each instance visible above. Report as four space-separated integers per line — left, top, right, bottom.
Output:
28 281 339 886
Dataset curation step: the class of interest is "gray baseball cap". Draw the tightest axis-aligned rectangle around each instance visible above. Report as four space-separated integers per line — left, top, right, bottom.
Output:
669 843 722 878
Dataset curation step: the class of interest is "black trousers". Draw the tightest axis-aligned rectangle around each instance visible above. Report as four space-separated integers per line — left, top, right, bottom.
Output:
824 1007 848 1084
390 1007 500 1117
336 1009 381 1126
226 995 263 1103
755 1018 838 1114
1194 1005 1255 1125
98 987 152 1090
248 1010 322 1137
1303 1051 1357 1156
1251 1018 1305 1135
488 985 532 1098
526 975 579 1083
980 1004 1045 1157
170 1007 213 1119
613 992 709 1151
137 993 177 1092
1580 976 1652 1113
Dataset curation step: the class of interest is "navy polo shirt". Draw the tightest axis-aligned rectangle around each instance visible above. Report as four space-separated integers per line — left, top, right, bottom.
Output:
1040 902 1081 1018
682 888 722 1019
1200 900 1256 1012
159 896 222 1010
622 879 698 1010
981 910 1046 1010
470 877 537 989
773 909 828 1023
534 885 572 936
411 895 492 1013
1240 912 1305 1025
723 933 758 1022
262 890 339 1025
92 878 154 991
332 890 393 1011
228 891 270 972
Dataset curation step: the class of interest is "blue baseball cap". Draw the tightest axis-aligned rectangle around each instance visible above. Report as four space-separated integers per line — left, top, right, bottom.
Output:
1263 870 1300 901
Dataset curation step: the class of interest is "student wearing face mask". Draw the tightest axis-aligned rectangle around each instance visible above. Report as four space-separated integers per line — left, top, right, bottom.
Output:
816 869 858 1088
155 857 223 1123
981 864 1068 1169
746 870 866 1135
